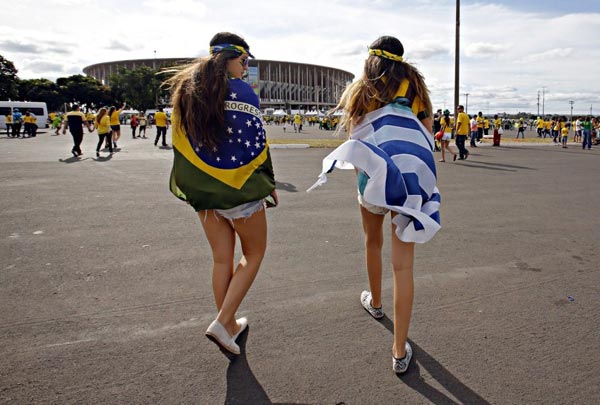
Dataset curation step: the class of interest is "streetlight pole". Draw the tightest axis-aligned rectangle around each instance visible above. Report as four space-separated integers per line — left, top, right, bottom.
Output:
569 100 574 126
463 93 469 114
537 90 540 116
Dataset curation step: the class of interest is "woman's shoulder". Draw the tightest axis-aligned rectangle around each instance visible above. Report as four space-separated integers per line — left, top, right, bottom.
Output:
228 79 259 104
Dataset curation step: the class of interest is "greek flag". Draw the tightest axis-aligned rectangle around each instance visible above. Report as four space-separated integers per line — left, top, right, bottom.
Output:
307 103 441 243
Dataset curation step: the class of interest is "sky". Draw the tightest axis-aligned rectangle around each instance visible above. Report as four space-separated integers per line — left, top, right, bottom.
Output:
2 0 600 115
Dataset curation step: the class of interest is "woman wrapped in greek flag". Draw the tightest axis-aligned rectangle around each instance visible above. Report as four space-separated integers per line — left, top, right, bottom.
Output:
308 36 440 374
165 32 277 357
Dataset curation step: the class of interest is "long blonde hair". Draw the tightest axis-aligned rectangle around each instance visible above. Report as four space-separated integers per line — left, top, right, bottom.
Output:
334 36 432 136
95 107 107 126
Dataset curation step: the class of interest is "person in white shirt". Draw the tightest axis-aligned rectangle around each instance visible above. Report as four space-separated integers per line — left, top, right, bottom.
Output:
470 115 478 147
574 117 582 143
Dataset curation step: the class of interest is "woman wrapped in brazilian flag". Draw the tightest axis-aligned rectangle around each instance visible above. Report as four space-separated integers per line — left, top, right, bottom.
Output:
165 32 277 356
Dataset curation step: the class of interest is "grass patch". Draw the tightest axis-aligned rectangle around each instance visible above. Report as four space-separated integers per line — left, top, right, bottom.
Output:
269 138 345 148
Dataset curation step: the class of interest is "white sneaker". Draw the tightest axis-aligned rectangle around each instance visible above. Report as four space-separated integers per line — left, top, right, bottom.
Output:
205 319 240 355
360 290 384 319
393 341 413 374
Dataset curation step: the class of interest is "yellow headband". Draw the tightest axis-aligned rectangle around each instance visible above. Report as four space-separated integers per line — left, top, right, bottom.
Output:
368 48 403 62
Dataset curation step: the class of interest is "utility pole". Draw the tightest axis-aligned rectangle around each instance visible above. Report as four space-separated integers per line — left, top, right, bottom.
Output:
537 90 540 116
454 0 460 120
542 86 546 116
153 50 158 107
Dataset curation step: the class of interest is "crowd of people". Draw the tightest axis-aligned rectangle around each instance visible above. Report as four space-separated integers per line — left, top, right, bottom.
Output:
4 108 40 138
430 109 600 155
263 113 341 131
6 105 171 159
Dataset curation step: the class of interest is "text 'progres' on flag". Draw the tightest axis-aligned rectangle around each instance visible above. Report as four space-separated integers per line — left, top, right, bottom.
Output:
225 101 261 118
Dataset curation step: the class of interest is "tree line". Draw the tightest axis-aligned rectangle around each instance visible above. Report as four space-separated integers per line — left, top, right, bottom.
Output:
0 54 172 112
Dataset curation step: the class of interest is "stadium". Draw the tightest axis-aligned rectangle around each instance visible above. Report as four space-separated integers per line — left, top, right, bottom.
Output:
83 58 354 112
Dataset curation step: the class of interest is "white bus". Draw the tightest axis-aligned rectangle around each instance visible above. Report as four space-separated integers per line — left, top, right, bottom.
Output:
0 101 49 129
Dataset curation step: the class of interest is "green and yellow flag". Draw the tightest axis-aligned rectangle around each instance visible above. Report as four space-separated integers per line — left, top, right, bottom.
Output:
170 79 275 211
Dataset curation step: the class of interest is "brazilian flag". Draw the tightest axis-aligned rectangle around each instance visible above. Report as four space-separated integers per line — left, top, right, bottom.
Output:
170 79 275 211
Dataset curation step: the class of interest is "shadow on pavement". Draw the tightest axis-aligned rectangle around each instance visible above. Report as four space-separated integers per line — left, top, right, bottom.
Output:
94 154 113 162
225 328 308 405
275 181 298 193
58 156 89 164
379 317 490 405
459 161 536 171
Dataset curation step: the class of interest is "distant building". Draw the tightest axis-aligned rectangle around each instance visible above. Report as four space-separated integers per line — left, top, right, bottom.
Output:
83 58 354 111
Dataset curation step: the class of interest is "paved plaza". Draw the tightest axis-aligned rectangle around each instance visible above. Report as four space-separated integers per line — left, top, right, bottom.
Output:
1 126 599 404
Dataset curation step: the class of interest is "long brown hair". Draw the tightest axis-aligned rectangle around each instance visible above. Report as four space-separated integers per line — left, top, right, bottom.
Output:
335 36 432 135
164 32 250 150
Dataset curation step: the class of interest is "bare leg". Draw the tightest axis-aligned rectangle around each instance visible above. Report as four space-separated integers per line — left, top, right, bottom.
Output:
198 211 236 312
390 215 415 358
360 205 385 308
218 209 267 336
444 140 457 157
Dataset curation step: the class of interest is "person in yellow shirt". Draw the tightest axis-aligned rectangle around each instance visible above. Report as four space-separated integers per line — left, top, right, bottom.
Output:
22 111 34 137
108 102 126 148
5 113 12 137
94 107 113 156
293 113 302 132
552 118 560 144
493 114 502 146
86 110 95 130
483 116 490 136
454 105 470 159
30 113 38 137
438 109 457 162
476 111 484 142
516 117 526 139
536 117 544 137
153 107 169 147
63 104 92 157
544 119 552 139
561 123 569 148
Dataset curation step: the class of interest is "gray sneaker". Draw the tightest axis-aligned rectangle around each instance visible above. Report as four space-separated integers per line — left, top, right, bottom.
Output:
393 341 413 374
360 290 384 319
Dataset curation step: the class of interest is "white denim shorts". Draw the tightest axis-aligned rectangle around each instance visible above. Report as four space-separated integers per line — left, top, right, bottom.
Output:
215 199 265 220
357 192 389 216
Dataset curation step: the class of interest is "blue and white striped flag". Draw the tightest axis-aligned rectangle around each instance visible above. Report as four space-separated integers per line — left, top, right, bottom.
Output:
307 103 441 243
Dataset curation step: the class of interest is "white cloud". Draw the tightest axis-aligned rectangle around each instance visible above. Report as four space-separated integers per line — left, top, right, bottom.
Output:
525 48 574 62
465 42 511 58
1 0 599 114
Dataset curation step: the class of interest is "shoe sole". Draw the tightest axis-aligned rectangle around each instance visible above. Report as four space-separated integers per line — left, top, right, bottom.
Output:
205 332 240 355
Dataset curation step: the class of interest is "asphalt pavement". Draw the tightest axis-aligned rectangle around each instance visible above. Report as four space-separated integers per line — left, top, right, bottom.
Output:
1 126 599 404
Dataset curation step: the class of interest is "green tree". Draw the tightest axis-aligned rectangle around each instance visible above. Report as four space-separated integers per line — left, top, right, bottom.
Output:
109 65 165 111
56 74 111 110
17 78 65 111
0 54 19 100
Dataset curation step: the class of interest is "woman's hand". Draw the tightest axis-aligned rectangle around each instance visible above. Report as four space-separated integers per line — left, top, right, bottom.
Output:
266 190 279 208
